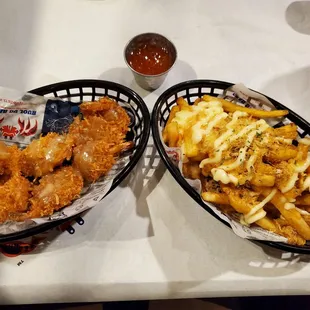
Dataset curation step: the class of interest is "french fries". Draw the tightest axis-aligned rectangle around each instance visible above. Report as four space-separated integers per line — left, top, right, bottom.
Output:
182 162 201 180
164 122 179 147
296 194 310 206
194 98 202 105
250 174 275 187
202 95 288 118
202 192 230 205
176 97 191 110
271 124 298 139
260 188 310 240
163 94 310 245
183 128 199 157
162 106 179 144
265 146 298 162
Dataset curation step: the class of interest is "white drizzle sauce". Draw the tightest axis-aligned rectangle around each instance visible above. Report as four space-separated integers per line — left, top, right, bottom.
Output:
211 168 239 186
200 118 268 170
205 121 269 184
283 202 310 215
244 188 277 224
246 153 257 173
280 172 299 193
296 207 310 215
191 112 228 144
303 176 310 191
172 99 309 198
279 154 310 193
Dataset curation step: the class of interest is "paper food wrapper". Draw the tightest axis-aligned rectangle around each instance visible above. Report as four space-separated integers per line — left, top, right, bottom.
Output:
0 87 133 235
162 84 290 243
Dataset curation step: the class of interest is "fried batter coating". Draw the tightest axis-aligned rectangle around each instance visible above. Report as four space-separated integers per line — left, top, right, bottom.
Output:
25 166 83 218
0 141 10 175
0 175 31 223
21 133 74 178
274 218 306 246
0 96 132 223
0 142 21 176
69 116 127 146
79 97 130 134
73 140 133 182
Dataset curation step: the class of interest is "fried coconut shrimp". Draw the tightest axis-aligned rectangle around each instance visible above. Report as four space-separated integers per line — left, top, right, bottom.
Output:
69 116 128 146
0 141 31 222
73 140 133 182
0 141 21 177
79 97 130 134
0 175 31 223
25 166 83 218
0 96 132 223
21 132 74 178
0 141 11 175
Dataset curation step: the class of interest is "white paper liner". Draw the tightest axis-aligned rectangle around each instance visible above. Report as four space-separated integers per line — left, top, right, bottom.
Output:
0 87 134 235
162 84 290 243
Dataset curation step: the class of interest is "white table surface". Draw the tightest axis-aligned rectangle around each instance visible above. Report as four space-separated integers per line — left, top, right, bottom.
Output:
1 0 310 305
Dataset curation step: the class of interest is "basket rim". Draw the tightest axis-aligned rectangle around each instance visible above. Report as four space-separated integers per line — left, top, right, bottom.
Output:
0 79 150 242
152 79 310 254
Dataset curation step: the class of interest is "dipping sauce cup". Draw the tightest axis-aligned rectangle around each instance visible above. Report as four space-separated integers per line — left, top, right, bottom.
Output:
124 33 177 90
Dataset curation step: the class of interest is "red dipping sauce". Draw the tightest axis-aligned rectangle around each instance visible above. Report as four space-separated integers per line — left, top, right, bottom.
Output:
127 44 174 75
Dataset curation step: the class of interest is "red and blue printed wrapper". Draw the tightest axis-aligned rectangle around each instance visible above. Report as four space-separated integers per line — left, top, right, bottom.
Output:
161 84 291 243
0 87 78 147
0 87 134 235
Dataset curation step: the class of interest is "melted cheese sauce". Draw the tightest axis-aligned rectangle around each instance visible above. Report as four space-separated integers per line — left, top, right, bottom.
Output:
192 112 228 144
174 101 223 138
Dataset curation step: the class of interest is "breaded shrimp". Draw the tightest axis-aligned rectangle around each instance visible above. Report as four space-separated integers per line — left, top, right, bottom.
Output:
21 133 74 178
69 116 127 146
0 141 21 176
79 97 130 134
73 140 133 182
0 175 31 223
26 166 83 218
0 141 10 175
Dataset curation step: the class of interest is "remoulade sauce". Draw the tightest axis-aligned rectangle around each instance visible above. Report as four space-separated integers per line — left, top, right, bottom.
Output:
127 44 174 75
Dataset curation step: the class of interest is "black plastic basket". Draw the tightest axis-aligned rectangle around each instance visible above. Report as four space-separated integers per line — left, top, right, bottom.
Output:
0 79 150 242
152 79 310 254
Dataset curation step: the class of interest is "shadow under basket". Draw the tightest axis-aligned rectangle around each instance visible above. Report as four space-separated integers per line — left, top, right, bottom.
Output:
0 79 150 242
151 79 310 254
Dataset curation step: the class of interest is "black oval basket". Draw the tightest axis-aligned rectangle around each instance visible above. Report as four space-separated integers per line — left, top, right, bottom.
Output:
152 79 310 254
0 79 150 242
